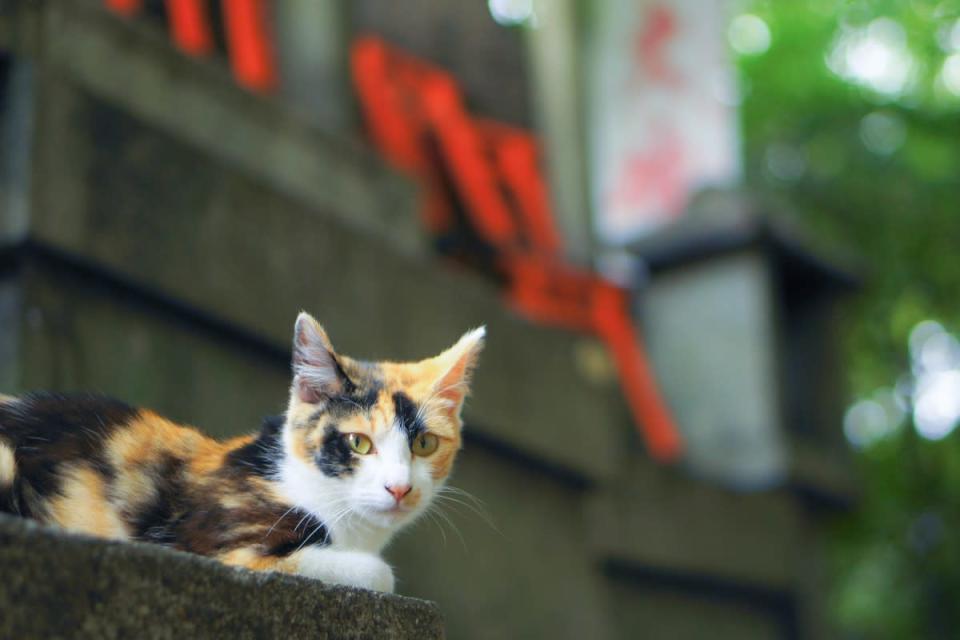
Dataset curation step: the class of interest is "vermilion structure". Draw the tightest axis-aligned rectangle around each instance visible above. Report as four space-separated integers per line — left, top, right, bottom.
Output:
106 0 276 92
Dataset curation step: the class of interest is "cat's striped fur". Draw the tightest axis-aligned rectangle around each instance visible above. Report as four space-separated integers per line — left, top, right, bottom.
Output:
0 313 484 592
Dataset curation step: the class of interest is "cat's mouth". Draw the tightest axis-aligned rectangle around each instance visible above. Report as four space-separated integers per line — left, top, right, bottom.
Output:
371 503 414 520
381 504 410 515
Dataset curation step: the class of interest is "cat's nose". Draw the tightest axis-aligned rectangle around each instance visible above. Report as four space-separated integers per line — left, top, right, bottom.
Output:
385 484 412 503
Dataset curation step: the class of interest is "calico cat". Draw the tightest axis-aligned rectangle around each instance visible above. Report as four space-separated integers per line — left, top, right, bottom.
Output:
0 312 484 593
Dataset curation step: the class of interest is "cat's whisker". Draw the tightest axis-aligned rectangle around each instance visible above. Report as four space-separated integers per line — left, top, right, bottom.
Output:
437 485 491 513
422 509 448 548
293 511 313 533
436 487 493 519
294 521 328 553
265 505 298 537
433 496 491 527
437 484 481 503
427 504 468 551
438 496 497 528
432 493 500 536
320 504 353 529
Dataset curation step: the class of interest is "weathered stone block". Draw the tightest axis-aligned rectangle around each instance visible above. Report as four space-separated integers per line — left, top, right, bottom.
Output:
587 463 801 591
4 0 422 256
0 515 445 639
5 253 288 436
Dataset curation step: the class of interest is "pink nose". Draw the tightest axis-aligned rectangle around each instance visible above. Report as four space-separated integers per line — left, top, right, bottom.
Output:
385 484 412 503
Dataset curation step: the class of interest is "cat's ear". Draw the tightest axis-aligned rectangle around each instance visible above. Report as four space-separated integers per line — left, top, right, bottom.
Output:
428 327 485 420
292 312 346 404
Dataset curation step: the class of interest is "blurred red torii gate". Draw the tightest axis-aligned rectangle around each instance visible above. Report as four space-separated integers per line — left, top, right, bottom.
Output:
105 0 277 91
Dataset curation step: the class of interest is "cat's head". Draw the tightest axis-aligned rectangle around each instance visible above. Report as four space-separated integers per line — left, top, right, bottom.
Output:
280 312 484 538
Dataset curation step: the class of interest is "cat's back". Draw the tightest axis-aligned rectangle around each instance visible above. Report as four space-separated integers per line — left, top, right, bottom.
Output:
0 392 219 535
0 391 155 467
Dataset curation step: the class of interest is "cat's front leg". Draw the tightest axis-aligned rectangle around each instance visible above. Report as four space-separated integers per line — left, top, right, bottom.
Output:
293 547 395 593
218 547 395 593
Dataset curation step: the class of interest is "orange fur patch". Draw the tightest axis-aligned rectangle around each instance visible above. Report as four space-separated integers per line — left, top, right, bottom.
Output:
429 443 459 480
219 547 289 572
49 465 127 539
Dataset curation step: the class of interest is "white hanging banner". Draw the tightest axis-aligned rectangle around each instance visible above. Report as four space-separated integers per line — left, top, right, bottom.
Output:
588 0 741 245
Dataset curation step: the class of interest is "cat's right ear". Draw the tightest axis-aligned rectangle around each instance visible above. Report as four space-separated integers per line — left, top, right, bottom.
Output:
292 312 346 404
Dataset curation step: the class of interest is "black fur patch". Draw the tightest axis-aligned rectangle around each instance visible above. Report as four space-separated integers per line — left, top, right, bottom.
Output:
129 454 187 545
167 500 234 556
0 487 17 515
0 392 138 503
175 500 332 557
315 424 356 478
264 509 330 556
133 454 333 556
324 385 381 419
392 392 426 447
225 415 284 478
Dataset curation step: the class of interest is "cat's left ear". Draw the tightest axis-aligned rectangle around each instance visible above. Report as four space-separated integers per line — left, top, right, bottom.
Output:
292 312 347 404
428 327 486 420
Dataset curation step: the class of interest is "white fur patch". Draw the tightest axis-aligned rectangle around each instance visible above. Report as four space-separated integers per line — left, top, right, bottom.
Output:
0 443 15 487
296 547 395 592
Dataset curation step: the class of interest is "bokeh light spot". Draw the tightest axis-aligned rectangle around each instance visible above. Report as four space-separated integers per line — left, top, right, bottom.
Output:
940 53 960 95
488 0 536 27
826 18 915 96
859 111 906 156
914 370 960 440
728 14 771 56
764 143 806 182
844 399 894 449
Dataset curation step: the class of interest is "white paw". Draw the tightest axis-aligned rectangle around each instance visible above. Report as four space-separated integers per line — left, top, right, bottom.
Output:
296 548 395 593
361 555 395 594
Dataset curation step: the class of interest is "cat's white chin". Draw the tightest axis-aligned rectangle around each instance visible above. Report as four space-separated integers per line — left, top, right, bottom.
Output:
363 505 418 529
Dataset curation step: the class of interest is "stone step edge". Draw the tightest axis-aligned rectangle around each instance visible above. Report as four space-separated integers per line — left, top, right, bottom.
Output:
0 513 445 639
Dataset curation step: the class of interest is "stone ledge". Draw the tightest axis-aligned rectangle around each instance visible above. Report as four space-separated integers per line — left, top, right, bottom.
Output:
0 515 445 639
587 464 802 592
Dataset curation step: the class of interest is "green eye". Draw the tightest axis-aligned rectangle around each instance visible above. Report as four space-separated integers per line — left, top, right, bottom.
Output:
412 433 439 457
347 433 373 455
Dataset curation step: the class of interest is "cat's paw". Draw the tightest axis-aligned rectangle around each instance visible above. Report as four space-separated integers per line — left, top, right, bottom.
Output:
360 555 395 594
296 548 395 593
336 552 394 593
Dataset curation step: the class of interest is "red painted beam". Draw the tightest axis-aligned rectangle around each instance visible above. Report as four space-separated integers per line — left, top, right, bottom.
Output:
166 0 214 56
222 0 278 92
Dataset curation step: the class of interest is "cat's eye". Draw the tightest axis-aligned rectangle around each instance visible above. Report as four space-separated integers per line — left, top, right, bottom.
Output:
412 433 439 457
347 433 373 455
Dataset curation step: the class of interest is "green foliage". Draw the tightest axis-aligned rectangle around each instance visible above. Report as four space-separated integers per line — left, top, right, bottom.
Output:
738 1 960 635
831 428 960 637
